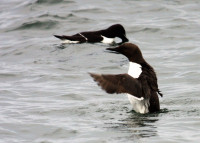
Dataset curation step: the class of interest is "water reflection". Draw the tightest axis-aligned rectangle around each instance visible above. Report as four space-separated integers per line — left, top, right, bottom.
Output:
106 108 168 140
54 43 69 49
53 41 120 50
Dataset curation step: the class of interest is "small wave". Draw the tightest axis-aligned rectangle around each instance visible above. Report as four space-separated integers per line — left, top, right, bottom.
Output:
66 14 92 23
35 0 74 5
0 73 17 77
38 13 75 20
159 108 169 114
43 128 78 138
73 8 108 14
39 13 92 23
12 20 58 31
141 27 161 32
132 27 161 33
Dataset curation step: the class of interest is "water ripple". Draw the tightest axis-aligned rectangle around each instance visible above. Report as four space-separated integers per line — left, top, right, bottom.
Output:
34 0 74 5
11 20 58 31
0 0 200 142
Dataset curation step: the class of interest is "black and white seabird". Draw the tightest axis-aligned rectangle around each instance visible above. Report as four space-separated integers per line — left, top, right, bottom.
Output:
54 24 129 44
90 43 163 114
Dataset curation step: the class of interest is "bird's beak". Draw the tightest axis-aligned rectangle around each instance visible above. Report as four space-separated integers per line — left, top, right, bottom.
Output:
122 34 129 43
106 46 121 54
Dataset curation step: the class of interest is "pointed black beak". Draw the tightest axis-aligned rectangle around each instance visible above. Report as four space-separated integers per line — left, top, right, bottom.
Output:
106 47 121 54
122 34 129 43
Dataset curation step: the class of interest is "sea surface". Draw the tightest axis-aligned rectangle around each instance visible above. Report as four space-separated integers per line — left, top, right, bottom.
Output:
0 0 200 143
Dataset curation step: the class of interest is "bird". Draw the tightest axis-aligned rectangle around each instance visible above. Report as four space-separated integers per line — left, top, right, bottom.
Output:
89 43 163 114
54 24 129 44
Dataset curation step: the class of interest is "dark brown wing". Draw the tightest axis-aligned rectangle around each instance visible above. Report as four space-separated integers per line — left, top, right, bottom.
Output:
89 73 143 98
80 32 103 43
54 34 86 43
141 63 163 97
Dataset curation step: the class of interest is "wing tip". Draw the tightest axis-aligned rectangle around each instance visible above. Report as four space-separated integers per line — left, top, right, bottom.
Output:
88 72 94 78
88 72 100 81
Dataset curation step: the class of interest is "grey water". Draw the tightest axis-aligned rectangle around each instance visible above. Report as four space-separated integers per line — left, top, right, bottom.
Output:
0 0 200 142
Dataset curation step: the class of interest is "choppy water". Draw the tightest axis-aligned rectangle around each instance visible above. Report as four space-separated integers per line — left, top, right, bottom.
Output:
0 0 200 142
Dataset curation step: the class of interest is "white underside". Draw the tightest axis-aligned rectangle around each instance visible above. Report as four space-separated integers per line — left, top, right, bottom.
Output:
127 62 149 114
127 94 149 114
62 40 79 44
101 35 114 44
61 35 113 44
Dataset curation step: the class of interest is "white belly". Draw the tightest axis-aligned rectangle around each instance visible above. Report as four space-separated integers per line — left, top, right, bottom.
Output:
62 40 79 44
127 94 149 114
101 35 114 44
127 62 148 113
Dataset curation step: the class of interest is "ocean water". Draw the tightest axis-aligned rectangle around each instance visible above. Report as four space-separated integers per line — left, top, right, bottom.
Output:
0 0 200 142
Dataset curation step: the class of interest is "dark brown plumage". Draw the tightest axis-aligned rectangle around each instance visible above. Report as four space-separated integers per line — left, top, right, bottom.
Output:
54 24 129 44
90 43 163 113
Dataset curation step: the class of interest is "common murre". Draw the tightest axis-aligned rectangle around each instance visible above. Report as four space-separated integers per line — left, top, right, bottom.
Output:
89 43 163 114
54 24 129 44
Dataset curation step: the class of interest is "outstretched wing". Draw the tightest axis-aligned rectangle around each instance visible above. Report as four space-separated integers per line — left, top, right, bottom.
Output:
89 73 143 98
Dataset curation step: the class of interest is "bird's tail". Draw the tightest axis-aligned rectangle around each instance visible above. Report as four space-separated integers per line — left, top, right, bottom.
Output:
158 89 163 97
54 35 66 40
